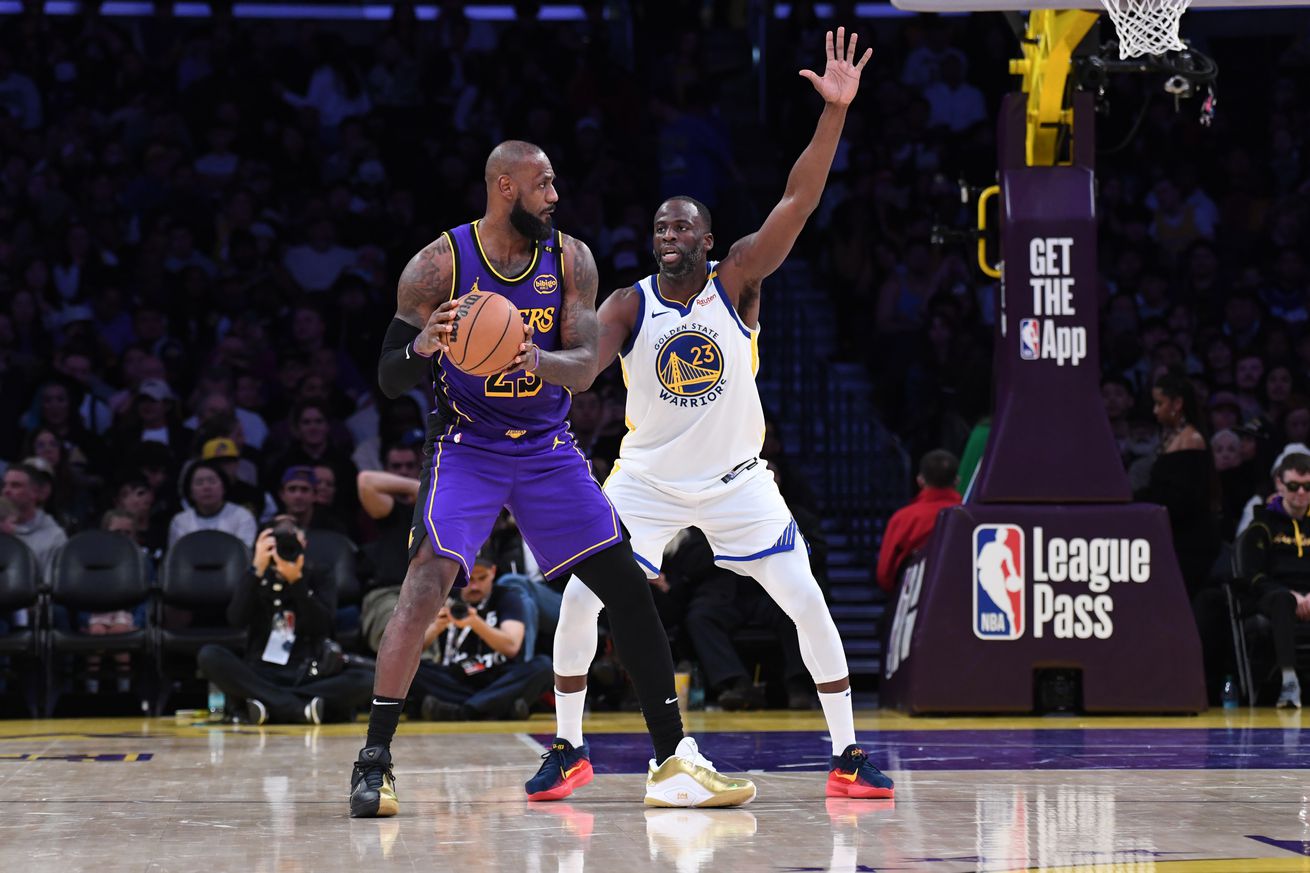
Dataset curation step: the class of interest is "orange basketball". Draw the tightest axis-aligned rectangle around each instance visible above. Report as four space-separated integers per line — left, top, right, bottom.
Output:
444 289 525 377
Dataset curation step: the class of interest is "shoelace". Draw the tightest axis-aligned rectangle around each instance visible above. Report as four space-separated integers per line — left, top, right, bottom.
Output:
678 741 718 773
539 745 570 772
354 761 394 791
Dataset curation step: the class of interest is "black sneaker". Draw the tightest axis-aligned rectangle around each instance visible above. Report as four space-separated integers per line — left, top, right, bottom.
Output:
304 697 324 725
350 746 398 818
246 699 269 726
718 681 765 712
420 695 471 721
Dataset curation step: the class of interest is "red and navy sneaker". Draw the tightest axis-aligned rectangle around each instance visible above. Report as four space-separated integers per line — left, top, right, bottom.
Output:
826 744 894 799
526 738 594 801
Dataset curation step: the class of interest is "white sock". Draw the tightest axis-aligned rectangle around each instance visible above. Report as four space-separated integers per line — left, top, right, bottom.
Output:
1283 668 1299 686
554 687 586 748
818 688 856 756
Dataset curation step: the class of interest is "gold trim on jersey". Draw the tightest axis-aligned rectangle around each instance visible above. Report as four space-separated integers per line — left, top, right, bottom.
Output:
558 229 570 292
542 442 622 577
437 356 476 422
471 220 540 284
602 459 622 488
443 230 457 301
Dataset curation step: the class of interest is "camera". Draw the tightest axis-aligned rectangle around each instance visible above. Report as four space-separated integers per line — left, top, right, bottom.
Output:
274 525 303 561
448 598 469 620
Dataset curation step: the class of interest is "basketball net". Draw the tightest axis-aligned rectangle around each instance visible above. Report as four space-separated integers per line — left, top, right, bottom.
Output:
1098 0 1193 58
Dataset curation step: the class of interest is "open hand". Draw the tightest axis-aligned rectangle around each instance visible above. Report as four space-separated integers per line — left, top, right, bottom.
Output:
431 606 452 637
499 321 538 376
252 529 276 576
800 26 872 107
415 301 458 357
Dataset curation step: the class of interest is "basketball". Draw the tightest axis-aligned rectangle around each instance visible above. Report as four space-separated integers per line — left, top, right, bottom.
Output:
444 289 524 376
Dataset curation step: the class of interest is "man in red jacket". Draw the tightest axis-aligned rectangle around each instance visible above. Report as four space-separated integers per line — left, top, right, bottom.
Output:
876 450 962 592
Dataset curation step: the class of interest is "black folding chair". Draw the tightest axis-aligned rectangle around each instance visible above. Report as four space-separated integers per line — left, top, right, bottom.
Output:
154 531 249 714
0 534 42 717
306 530 361 651
45 531 150 716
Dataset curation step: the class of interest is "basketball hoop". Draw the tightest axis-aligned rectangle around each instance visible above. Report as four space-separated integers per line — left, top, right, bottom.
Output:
1098 0 1193 58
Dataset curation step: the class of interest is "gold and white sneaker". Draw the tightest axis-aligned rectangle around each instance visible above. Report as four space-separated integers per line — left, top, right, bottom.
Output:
644 737 756 808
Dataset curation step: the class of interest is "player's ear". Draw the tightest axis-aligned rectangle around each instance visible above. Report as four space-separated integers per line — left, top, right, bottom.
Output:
498 174 515 200
703 231 714 253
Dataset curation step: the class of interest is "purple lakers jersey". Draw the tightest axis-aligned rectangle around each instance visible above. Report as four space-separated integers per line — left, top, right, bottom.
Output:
430 221 570 451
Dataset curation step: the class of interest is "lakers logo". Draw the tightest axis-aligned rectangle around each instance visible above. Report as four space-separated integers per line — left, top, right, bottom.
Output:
533 274 558 295
656 331 724 398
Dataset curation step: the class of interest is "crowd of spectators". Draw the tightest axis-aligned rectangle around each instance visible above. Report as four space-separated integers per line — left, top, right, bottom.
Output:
847 12 1310 703
0 2 836 715
4 2 1309 714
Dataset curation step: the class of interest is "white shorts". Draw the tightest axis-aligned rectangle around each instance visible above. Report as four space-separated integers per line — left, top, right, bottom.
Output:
603 463 801 578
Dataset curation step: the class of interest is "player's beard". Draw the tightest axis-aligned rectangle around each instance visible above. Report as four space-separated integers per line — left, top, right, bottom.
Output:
510 196 553 241
654 240 702 280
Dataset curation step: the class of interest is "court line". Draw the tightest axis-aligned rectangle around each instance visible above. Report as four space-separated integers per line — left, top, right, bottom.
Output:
515 732 548 756
0 796 1305 805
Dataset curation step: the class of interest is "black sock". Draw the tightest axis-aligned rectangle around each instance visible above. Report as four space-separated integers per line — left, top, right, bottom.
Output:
573 542 683 762
365 695 405 750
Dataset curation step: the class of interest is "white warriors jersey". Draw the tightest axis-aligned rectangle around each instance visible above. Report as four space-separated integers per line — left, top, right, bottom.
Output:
616 262 765 493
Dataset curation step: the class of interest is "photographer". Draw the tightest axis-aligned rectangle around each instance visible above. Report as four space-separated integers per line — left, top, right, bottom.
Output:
411 550 552 721
197 516 373 723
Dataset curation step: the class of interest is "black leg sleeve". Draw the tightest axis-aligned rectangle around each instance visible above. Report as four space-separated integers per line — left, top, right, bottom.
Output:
572 541 684 762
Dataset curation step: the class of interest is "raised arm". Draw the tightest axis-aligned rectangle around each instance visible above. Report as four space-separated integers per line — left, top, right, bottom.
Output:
357 470 421 520
715 27 871 325
500 233 601 393
377 235 457 398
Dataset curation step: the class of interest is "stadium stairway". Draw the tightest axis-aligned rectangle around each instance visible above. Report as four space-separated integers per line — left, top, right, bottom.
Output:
757 261 910 688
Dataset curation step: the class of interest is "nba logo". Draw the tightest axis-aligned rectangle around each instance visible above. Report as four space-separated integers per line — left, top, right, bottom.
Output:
973 525 1025 640
1019 318 1039 360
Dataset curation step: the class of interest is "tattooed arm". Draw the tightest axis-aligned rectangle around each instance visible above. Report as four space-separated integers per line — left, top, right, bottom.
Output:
378 235 457 398
499 234 600 393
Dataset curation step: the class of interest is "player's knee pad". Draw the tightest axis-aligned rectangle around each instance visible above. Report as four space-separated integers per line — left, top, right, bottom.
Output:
553 576 604 676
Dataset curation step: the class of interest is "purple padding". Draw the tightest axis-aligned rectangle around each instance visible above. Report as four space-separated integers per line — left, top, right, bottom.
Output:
535 728 1310 774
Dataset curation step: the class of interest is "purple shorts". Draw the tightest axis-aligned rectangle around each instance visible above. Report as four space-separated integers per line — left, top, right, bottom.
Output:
408 425 621 586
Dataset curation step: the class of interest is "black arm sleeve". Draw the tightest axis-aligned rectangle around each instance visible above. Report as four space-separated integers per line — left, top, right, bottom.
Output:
378 318 431 398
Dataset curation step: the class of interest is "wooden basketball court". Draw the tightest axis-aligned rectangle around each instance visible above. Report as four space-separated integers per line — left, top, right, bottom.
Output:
3 709 1308 872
